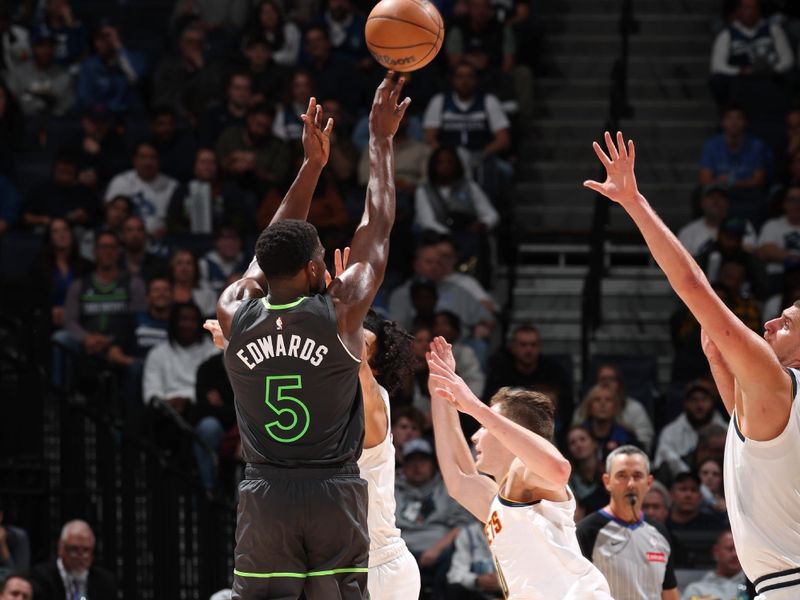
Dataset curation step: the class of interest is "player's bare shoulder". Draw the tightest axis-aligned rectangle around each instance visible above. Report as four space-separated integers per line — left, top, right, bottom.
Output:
505 459 570 504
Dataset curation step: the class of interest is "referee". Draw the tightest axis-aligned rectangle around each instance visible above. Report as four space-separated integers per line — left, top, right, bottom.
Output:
577 445 679 600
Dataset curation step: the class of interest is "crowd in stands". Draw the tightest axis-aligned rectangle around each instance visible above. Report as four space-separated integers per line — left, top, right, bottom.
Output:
3 0 800 598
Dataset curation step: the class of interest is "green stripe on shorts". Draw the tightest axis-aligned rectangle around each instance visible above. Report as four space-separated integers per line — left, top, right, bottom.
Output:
234 567 368 579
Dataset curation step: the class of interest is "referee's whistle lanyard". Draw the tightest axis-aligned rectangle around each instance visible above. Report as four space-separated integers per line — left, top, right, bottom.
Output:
605 506 642 526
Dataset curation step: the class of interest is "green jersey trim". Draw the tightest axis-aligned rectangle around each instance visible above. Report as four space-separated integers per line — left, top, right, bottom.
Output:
260 296 308 310
234 567 368 579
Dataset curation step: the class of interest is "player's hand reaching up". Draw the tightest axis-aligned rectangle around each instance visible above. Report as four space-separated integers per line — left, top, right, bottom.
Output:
584 131 641 206
427 339 483 417
369 71 411 139
324 246 350 287
301 97 334 167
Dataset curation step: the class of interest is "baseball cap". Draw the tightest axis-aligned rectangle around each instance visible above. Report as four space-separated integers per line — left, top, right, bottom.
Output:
702 183 730 198
719 216 747 237
403 438 434 459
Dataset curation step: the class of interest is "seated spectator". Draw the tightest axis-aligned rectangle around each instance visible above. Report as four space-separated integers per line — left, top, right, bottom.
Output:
693 424 727 473
79 194 132 260
199 225 249 294
272 69 313 142
395 438 472 594
681 530 746 600
435 234 497 317
244 0 302 67
709 0 794 106
170 0 250 33
7 30 73 116
697 216 769 300
119 215 168 281
77 23 145 115
22 151 98 233
198 70 252 146
666 472 728 534
315 0 369 65
167 148 253 235
757 184 800 284
592 363 654 452
761 264 800 322
72 104 129 191
678 184 757 256
415 146 499 268
432 310 485 397
0 6 31 78
642 481 671 525
169 249 217 316
32 0 87 69
698 458 726 514
654 378 728 483
29 519 116 600
391 406 426 465
193 352 236 492
105 142 179 239
319 99 359 188
714 258 763 331
410 321 436 421
0 174 18 236
215 102 291 196
444 521 500 600
148 105 198 182
300 25 361 109
565 425 609 514
575 385 640 461
152 23 222 120
34 218 94 328
238 36 289 104
0 84 23 176
0 501 30 580
0 574 32 600
483 324 573 431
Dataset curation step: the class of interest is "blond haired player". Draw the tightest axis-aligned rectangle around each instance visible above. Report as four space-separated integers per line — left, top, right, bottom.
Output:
585 131 800 599
427 337 611 599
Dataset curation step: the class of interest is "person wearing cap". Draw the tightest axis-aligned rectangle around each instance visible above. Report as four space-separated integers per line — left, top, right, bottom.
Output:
678 184 757 256
757 184 800 282
394 438 472 592
654 378 729 482
6 29 73 116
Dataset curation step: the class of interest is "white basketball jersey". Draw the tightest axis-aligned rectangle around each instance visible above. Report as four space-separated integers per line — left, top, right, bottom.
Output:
357 385 407 567
484 487 612 599
725 367 800 598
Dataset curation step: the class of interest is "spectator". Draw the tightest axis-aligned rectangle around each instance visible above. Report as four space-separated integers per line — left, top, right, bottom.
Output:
432 310 485 397
169 249 217 316
410 321 436 420
391 406 425 465
76 23 146 115
574 384 640 461
757 184 800 282
151 23 222 120
244 0 302 67
319 99 359 188
171 0 250 32
215 102 291 195
642 481 671 525
34 218 93 328
593 363 655 452
29 519 116 600
577 446 678 600
482 324 573 431
0 175 18 235
565 425 609 515
167 148 252 235
446 0 514 74
0 574 32 600
7 30 73 116
79 194 132 260
714 258 763 331
118 215 168 282
666 473 728 558
199 225 249 294
693 424 727 474
698 458 726 514
300 25 361 109
415 146 499 265
272 69 313 142
654 378 728 482
681 530 747 600
394 438 471 593
678 184 757 256
0 501 30 580
435 235 497 315
72 104 129 190
32 0 87 69
709 0 794 106
0 83 23 174
148 105 198 182
0 6 31 79
315 0 369 65
444 521 500 600
193 352 236 492
22 151 98 232
104 142 179 238
238 36 289 104
198 70 252 146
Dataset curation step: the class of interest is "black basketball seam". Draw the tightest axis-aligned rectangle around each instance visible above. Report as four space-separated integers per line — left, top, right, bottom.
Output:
366 14 439 37
369 41 435 49
407 0 443 29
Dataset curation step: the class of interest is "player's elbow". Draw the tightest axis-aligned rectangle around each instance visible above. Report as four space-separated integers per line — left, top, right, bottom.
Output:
552 457 571 488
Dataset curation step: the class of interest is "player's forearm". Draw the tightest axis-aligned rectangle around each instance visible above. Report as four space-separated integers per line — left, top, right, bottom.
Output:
269 158 324 225
707 356 735 415
431 395 480 485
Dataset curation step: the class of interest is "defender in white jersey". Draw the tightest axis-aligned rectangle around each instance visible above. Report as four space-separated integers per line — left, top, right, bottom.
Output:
357 310 420 600
585 133 800 598
427 337 612 599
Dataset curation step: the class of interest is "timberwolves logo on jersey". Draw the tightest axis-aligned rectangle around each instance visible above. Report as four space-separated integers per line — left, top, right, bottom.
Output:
235 333 329 369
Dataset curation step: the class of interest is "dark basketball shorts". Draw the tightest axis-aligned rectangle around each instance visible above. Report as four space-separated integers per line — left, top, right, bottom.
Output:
232 463 369 600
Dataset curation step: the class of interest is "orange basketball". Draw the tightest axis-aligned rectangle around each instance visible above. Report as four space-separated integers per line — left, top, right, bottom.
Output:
365 0 444 72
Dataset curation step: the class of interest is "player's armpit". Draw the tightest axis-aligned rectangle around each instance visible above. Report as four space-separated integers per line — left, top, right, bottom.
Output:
216 278 265 339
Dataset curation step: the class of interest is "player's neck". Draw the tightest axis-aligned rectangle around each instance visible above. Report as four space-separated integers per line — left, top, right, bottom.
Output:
266 279 308 305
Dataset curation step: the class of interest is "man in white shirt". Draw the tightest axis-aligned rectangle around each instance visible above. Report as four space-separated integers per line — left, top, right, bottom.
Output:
757 184 800 277
678 184 756 256
105 142 178 238
682 530 747 600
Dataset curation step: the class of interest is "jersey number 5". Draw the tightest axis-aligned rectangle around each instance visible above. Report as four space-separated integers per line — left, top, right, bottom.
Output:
264 375 309 443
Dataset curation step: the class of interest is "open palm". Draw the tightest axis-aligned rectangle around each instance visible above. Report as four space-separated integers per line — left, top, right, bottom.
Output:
584 131 640 205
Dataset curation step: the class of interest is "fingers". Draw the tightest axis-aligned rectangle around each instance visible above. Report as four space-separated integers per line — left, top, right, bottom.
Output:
375 70 395 100
315 103 323 129
305 97 316 122
604 131 619 161
343 246 350 268
616 131 627 160
389 76 406 103
583 180 603 193
628 139 635 166
592 141 612 169
334 248 342 274
323 117 334 136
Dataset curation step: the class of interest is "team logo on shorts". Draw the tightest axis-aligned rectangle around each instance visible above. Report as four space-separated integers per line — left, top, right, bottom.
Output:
276 317 283 331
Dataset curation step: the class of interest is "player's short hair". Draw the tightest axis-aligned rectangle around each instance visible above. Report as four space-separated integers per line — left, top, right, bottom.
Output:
254 219 319 278
489 387 555 440
605 444 650 474
364 309 414 398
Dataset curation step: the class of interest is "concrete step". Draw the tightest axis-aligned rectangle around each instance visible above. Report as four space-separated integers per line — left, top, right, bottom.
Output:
519 160 697 184
537 77 711 103
545 14 711 35
536 97 717 120
544 55 709 79
538 0 719 15
544 33 710 56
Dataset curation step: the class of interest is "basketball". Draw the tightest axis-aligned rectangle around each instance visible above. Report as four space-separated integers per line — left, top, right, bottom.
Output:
365 0 444 72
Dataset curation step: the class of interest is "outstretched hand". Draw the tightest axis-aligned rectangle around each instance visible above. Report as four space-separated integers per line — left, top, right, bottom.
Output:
203 319 226 350
583 131 641 206
324 246 350 287
301 97 334 167
369 71 411 139
427 344 483 417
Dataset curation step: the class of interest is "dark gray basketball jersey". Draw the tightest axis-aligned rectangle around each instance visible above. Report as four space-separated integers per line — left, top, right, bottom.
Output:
224 294 364 468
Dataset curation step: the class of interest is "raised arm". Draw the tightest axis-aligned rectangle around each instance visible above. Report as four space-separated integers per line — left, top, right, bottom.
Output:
427 337 500 521
701 328 735 415
328 72 410 346
585 132 791 441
